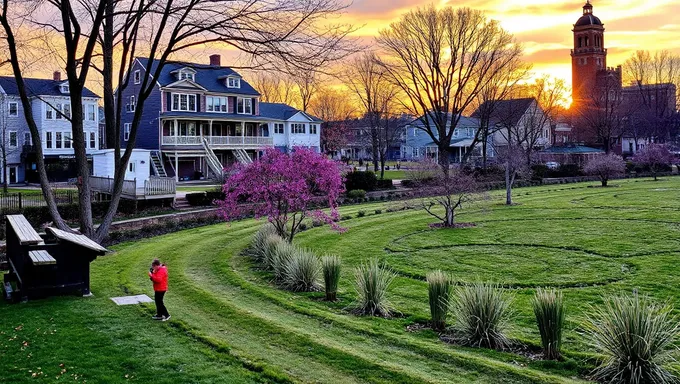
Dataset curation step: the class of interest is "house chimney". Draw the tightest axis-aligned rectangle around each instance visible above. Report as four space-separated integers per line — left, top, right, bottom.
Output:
209 54 221 66
53 71 61 81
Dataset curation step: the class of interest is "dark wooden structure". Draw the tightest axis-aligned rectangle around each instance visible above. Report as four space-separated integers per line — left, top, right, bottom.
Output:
3 215 108 301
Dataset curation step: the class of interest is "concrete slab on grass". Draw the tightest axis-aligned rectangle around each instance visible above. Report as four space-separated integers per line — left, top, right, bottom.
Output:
111 294 153 305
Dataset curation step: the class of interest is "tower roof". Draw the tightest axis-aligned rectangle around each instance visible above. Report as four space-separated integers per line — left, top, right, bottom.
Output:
575 1 603 27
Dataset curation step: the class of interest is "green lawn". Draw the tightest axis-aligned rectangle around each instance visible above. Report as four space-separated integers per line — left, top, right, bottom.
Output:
2 177 680 383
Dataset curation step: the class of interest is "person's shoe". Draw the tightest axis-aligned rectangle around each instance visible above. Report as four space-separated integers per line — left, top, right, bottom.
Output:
152 315 163 320
161 315 171 322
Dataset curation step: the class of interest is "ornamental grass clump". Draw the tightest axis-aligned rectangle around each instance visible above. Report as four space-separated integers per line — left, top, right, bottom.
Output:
449 282 512 350
282 250 321 292
272 241 297 281
322 255 342 301
532 288 565 360
585 294 680 384
354 259 396 317
262 234 284 270
252 224 278 263
427 270 451 331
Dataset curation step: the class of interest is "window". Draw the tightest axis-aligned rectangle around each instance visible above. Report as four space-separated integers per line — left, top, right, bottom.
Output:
64 133 71 149
274 123 284 134
171 93 197 112
227 77 240 88
8 102 18 116
291 123 305 134
45 104 54 120
60 84 69 94
412 147 418 157
46 132 53 149
128 96 136 112
87 104 96 121
124 123 131 141
178 70 195 81
206 96 227 112
56 132 63 149
63 103 71 119
179 122 197 136
310 124 318 134
24 132 31 146
134 70 141 84
90 132 96 149
8 131 17 148
128 162 135 173
237 97 252 114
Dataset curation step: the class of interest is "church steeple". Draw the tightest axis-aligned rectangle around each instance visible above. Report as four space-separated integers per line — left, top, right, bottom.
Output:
583 0 593 15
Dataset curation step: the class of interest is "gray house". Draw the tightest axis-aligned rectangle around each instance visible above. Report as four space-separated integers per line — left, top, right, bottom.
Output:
402 116 489 163
0 72 101 183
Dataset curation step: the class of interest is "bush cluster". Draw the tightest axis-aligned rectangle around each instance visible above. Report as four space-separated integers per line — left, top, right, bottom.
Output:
185 189 226 206
375 179 394 189
354 259 396 317
345 171 377 191
252 224 339 294
347 189 366 199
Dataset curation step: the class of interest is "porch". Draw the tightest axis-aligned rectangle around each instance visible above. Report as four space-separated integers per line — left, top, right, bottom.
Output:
161 119 274 149
89 176 176 200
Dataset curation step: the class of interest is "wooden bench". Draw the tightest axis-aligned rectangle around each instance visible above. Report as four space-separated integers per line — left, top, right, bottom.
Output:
28 250 56 266
46 227 108 253
6 215 44 245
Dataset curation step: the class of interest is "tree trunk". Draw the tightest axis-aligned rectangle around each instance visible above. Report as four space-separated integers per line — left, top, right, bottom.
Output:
505 164 512 205
438 146 450 176
602 178 608 187
445 206 454 227
482 138 488 169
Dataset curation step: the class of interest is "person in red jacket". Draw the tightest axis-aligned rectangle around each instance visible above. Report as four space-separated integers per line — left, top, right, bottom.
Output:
149 259 170 321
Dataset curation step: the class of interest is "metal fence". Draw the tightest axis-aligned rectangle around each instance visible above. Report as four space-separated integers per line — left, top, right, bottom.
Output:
0 189 77 213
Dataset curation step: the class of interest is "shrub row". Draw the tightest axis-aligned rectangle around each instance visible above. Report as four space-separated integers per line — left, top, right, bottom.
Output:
426 276 680 382
251 224 339 296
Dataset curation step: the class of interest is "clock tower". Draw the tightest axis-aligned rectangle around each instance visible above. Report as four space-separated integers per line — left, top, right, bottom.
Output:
571 1 607 105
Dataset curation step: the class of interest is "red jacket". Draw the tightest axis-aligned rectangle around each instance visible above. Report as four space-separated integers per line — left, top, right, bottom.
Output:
149 265 168 292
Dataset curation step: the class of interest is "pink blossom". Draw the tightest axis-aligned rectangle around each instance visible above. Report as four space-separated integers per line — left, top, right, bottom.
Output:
218 147 345 242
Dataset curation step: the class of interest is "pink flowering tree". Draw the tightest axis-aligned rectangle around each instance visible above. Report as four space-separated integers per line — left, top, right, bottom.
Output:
219 147 345 242
634 144 674 181
584 153 625 187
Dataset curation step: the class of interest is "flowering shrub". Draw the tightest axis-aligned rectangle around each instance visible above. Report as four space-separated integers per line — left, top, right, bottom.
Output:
219 147 345 242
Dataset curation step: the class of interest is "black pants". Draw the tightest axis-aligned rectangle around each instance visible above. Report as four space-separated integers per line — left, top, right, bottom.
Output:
155 291 170 317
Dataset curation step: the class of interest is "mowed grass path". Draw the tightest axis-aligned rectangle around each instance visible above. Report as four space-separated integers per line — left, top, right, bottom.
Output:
2 177 680 383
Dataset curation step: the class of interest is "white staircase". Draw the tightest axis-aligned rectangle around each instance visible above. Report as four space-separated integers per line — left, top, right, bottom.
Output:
150 151 168 178
201 138 225 180
233 149 253 165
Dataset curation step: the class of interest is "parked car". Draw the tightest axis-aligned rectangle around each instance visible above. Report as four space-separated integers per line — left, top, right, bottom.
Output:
545 162 560 170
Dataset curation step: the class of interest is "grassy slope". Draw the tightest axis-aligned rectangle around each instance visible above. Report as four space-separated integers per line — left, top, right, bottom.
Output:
2 177 679 383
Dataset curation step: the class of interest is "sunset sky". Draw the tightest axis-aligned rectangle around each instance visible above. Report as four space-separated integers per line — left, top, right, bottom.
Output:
343 0 680 87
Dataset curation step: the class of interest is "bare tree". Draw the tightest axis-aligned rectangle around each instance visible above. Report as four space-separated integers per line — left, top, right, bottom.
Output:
2 0 354 242
246 72 298 106
309 87 354 156
376 6 523 174
579 71 624 153
468 57 530 166
496 145 528 206
289 69 320 113
419 168 478 227
343 52 401 178
512 76 567 163
623 50 680 143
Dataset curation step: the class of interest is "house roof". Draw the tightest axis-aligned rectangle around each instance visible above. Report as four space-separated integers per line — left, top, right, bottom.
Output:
137 58 260 96
259 103 322 122
539 145 604 154
0 76 99 98
410 114 479 129
471 98 535 128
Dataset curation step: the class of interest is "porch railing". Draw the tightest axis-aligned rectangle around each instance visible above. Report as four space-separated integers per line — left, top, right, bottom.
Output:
162 136 273 146
144 177 176 196
89 176 137 196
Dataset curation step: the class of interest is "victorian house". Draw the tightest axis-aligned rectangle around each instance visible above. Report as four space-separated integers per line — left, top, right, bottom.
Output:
120 55 321 181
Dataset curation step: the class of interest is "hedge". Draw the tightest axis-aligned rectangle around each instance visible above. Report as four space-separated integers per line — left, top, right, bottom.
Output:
345 171 377 191
186 190 226 206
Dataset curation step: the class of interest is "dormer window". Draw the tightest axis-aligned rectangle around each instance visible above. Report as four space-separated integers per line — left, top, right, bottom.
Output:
60 83 70 94
177 68 196 82
227 77 240 88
